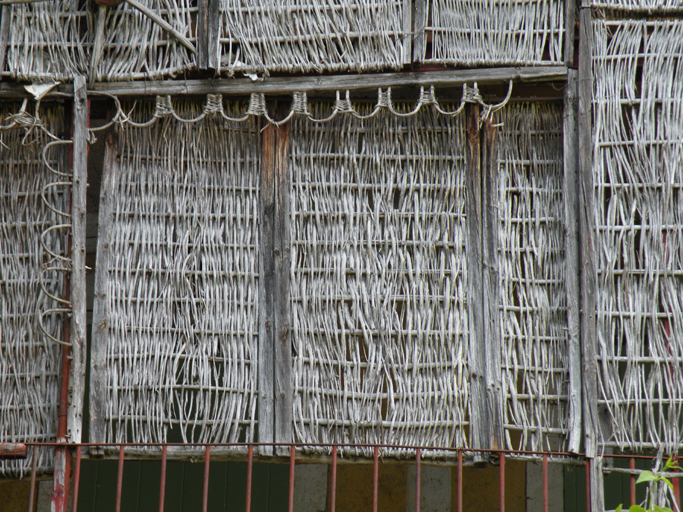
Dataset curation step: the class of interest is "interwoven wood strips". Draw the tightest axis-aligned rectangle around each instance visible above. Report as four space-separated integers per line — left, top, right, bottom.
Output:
590 0 683 12
0 103 66 477
422 0 565 66
96 99 259 443
290 103 469 457
219 0 408 75
5 0 89 81
497 102 570 454
593 19 683 452
93 0 196 81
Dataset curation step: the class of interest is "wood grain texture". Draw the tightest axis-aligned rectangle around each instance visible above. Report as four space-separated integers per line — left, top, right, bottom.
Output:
89 121 119 444
563 69 582 454
0 5 11 80
68 76 88 444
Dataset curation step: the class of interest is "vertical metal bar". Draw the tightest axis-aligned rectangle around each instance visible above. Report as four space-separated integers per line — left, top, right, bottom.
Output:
499 452 505 512
457 450 463 512
202 445 211 512
630 458 636 507
245 445 253 512
115 445 124 512
673 457 680 512
415 448 421 512
373 446 379 512
288 445 296 512
586 459 591 512
159 445 167 512
28 446 38 512
543 454 549 512
330 446 337 512
71 446 82 512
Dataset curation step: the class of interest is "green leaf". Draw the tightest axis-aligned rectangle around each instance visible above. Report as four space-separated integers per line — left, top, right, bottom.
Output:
663 478 674 492
616 504 623 512
653 506 673 512
629 504 647 512
637 471 657 484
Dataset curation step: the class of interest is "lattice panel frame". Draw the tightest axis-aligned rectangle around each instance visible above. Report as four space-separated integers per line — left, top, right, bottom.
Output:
593 19 683 452
90 100 260 445
289 104 469 457
497 102 570 454
421 0 565 67
0 103 67 477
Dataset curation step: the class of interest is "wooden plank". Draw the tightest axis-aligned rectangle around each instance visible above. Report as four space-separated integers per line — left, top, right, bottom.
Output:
0 5 10 81
578 7 599 460
563 68 582 455
482 118 503 451
564 0 578 67
412 0 426 66
207 0 220 70
88 67 569 97
273 110 292 454
258 120 276 456
89 117 119 444
68 76 88 444
465 103 488 458
196 0 209 69
401 0 412 66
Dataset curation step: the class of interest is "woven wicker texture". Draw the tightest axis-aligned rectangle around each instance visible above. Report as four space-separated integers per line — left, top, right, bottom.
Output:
219 0 408 75
97 99 259 443
5 0 89 81
92 0 196 81
497 103 570 454
290 103 469 457
593 19 683 452
0 103 66 477
589 1 683 11
422 0 564 66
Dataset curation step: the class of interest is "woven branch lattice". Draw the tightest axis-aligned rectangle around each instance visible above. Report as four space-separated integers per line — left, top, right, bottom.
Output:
497 102 570 454
219 0 408 75
0 103 67 477
290 103 469 457
589 0 683 11
97 99 259 444
593 19 683 452
422 0 565 66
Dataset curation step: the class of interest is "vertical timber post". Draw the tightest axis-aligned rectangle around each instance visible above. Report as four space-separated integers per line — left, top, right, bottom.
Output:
482 116 502 451
90 112 119 444
69 76 88 444
564 69 583 454
197 0 220 70
466 103 488 459
0 5 10 80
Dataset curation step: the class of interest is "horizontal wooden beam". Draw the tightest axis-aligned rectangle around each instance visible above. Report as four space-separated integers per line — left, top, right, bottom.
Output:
88 67 568 97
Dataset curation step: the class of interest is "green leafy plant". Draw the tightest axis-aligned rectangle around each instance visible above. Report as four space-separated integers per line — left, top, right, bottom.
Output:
616 457 682 512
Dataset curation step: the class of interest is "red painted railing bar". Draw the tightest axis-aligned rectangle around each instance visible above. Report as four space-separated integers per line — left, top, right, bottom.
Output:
115 445 125 512
159 445 167 512
586 459 591 512
202 445 211 512
457 450 463 512
27 446 38 512
543 454 549 512
500 452 505 512
330 446 337 512
415 448 422 512
288 445 296 512
673 456 680 511
373 446 379 512
630 457 636 506
245 445 253 512
72 446 82 512
0 443 27 459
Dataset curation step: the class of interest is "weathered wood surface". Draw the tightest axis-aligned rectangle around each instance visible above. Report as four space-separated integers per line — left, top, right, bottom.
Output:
564 0 578 67
89 120 119 444
563 69 583 454
413 0 426 66
482 118 503 451
0 5 10 81
197 0 219 70
578 6 599 459
258 120 276 456
466 103 488 457
88 67 568 96
68 76 88 444
273 111 292 455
